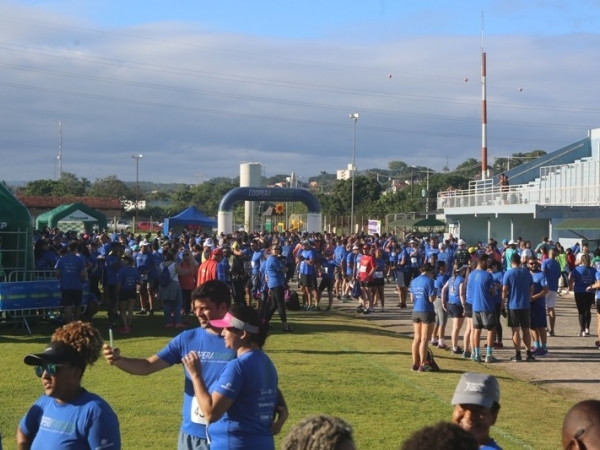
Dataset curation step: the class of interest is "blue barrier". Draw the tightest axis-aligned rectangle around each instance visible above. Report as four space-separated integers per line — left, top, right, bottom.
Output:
0 281 89 334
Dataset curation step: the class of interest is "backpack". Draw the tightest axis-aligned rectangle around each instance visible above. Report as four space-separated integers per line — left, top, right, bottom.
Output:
160 263 175 288
425 348 440 372
285 289 301 311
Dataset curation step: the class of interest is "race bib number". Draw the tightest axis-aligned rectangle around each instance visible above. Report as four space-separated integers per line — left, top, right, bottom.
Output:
359 265 367 273
374 271 384 279
410 257 418 265
191 396 207 425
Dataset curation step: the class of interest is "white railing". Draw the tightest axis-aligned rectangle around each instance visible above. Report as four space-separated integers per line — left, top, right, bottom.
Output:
438 158 600 210
437 183 600 209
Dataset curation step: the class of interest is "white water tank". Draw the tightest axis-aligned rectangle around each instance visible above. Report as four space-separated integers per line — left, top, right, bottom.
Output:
240 162 262 231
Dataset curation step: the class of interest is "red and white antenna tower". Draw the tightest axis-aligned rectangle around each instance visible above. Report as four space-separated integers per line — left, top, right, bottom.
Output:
481 12 488 180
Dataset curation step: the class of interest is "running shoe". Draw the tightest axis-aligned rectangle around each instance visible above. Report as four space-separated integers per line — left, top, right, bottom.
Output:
510 354 522 362
525 353 536 362
452 346 463 354
135 310 147 315
362 309 371 315
586 329 591 336
437 343 447 349
493 342 504 349
595 341 600 348
418 364 434 372
485 355 499 363
325 306 331 311
462 351 471 359
282 325 294 332
472 355 482 363
355 306 364 313
534 348 548 357
411 364 419 372
430 340 439 346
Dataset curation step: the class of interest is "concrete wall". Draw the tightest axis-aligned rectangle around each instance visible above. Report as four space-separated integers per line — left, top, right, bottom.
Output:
449 213 549 244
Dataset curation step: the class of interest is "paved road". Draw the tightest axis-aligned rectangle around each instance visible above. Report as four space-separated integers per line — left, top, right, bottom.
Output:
328 281 600 400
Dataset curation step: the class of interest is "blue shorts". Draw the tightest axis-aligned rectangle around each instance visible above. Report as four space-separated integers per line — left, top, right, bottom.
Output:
530 302 547 329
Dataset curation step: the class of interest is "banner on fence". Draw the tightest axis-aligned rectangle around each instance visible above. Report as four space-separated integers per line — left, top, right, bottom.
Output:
367 219 381 235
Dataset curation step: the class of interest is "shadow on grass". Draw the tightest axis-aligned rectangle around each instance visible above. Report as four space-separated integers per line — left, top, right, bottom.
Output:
268 348 408 356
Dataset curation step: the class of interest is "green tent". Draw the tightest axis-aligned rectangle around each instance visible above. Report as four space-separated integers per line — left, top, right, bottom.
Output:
36 203 108 233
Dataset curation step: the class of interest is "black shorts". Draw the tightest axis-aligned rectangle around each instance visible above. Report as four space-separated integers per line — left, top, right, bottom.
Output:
300 274 317 290
507 308 531 328
106 284 119 300
473 311 496 330
464 302 473 318
318 278 333 292
360 280 371 288
371 278 385 287
61 289 83 307
412 311 436 324
596 301 600 314
119 289 137 302
447 303 464 319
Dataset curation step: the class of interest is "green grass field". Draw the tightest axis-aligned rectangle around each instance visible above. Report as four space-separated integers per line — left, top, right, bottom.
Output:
0 310 572 449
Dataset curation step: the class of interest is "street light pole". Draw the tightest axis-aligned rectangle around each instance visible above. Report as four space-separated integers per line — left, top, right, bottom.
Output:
349 112 359 234
132 154 143 227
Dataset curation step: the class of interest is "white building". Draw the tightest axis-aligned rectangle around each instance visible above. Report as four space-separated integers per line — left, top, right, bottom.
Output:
438 127 600 246
337 163 356 181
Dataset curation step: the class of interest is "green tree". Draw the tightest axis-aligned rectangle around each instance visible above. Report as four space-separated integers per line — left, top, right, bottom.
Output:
55 172 90 196
23 179 59 196
89 176 133 199
388 160 408 174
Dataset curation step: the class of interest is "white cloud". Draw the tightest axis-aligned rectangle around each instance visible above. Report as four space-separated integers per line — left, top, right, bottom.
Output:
0 3 599 185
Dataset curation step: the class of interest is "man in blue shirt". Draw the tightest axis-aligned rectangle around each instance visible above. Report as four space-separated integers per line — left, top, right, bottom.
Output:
264 245 292 331
541 249 561 336
103 280 288 450
470 254 498 363
55 241 87 323
451 372 503 450
297 240 317 310
502 253 534 362
136 242 156 315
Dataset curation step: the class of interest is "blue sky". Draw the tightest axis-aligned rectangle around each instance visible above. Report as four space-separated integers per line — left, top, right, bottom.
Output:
1 0 600 184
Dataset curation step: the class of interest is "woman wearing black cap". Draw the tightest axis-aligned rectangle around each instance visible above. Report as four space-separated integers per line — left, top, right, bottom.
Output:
17 321 121 449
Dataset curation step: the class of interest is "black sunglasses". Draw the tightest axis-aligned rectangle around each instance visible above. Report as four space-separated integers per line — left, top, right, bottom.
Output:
34 363 64 377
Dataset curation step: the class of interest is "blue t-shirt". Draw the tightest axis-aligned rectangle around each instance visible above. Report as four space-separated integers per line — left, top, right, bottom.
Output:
345 252 356 276
469 269 495 312
136 252 155 279
570 265 597 293
265 255 285 288
481 439 503 450
55 253 86 290
117 265 139 291
410 274 435 313
298 249 316 276
157 328 236 439
434 273 449 299
320 258 338 280
447 275 464 305
251 251 263 275
530 271 547 309
490 270 504 305
541 258 561 292
209 350 278 450
373 258 386 281
503 268 533 310
19 389 121 450
105 253 122 286
333 245 347 267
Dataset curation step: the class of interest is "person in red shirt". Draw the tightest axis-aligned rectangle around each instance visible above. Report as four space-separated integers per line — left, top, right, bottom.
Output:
357 245 375 313
197 248 223 287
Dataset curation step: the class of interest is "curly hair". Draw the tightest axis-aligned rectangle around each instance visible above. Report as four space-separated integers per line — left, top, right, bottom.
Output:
51 321 104 367
401 422 478 450
281 415 354 450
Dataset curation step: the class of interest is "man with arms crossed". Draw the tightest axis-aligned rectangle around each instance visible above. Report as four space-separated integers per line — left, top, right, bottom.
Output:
102 280 288 450
502 253 535 362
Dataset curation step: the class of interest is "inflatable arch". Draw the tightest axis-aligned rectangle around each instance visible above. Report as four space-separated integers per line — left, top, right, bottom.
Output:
218 187 322 234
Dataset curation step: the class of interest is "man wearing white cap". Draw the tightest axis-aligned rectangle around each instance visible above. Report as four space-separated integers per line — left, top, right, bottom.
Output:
455 239 470 268
451 372 502 449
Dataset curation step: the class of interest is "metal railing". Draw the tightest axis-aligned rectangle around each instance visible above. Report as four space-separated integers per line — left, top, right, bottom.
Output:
438 159 600 209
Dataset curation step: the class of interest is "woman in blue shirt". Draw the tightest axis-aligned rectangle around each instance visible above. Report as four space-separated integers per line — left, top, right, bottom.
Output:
442 262 468 355
18 321 121 450
410 263 437 372
569 254 597 336
182 304 280 450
